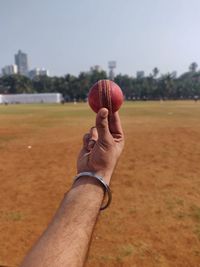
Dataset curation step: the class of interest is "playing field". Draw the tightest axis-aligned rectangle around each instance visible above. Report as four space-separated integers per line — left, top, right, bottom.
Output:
0 101 200 267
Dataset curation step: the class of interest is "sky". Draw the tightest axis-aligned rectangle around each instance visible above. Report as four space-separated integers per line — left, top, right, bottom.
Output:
1 0 200 77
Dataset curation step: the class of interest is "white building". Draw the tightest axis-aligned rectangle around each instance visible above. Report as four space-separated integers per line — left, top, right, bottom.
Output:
39 68 49 76
29 68 50 79
0 93 62 104
2 64 18 76
90 65 102 72
136 71 145 79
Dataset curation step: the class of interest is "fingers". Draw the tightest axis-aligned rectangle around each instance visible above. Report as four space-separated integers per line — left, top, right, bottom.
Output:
109 111 124 139
96 108 111 142
82 127 98 152
87 127 98 150
83 133 90 149
81 107 122 153
89 127 98 140
78 133 90 160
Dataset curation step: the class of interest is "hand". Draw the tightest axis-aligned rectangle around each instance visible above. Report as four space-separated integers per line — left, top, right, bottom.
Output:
77 108 124 185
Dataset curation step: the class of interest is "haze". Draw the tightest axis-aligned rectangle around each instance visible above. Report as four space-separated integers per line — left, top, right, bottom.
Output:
1 0 200 77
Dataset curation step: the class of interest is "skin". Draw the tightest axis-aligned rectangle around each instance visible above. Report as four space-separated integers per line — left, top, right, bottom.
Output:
20 108 124 267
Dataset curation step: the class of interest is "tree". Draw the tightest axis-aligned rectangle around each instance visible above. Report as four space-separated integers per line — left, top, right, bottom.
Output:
152 67 159 78
1 65 200 100
114 74 135 99
89 70 107 85
189 62 198 72
32 76 53 93
0 75 33 94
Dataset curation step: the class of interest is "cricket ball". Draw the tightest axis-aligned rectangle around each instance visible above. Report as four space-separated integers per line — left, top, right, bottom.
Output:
88 80 123 113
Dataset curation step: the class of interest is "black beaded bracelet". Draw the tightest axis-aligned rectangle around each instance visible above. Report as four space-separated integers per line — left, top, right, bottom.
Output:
73 172 112 210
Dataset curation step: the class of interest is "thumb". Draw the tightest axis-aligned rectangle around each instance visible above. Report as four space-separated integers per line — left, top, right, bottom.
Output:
96 108 111 142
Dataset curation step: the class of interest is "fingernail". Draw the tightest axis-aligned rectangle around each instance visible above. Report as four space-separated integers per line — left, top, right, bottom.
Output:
100 108 108 118
87 140 96 150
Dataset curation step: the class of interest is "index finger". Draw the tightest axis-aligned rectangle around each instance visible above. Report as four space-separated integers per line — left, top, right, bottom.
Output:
89 126 98 140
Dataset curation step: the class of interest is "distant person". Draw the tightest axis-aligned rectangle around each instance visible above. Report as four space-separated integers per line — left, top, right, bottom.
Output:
194 95 199 102
20 107 124 267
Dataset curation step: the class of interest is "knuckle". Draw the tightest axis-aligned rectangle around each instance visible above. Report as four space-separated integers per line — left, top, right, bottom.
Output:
83 133 90 142
97 121 107 129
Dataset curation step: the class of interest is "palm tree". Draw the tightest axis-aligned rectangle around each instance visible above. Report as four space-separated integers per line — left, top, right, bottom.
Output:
189 62 198 72
152 67 159 78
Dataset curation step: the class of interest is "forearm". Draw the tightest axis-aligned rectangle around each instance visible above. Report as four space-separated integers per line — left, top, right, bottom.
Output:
20 108 124 266
20 177 104 267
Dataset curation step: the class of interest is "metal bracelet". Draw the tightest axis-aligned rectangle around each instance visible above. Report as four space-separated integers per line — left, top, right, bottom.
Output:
73 172 112 210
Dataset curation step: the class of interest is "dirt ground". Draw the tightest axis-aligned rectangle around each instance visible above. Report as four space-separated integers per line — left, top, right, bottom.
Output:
0 101 200 267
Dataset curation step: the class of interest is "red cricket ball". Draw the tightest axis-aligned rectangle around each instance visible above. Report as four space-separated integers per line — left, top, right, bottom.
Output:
88 80 124 113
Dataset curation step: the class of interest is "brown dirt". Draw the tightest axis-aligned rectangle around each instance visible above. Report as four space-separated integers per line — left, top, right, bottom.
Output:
0 102 200 267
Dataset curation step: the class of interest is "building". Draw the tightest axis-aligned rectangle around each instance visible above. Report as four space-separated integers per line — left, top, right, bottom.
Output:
39 68 49 76
90 65 102 72
0 93 62 104
108 61 116 80
29 68 40 79
2 64 18 76
15 50 29 76
136 71 145 79
29 68 50 79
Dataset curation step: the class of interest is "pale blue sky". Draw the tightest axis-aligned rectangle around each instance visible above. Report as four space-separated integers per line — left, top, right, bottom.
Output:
1 0 200 77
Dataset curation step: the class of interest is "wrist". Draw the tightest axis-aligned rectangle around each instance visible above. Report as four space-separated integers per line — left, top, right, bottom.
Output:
72 175 104 192
94 171 112 185
73 172 112 210
77 169 112 185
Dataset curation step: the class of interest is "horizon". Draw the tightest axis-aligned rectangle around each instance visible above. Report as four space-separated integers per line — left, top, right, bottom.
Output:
1 48 197 78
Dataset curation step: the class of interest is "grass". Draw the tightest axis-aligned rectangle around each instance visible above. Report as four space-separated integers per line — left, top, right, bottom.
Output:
119 244 135 257
120 100 200 119
0 211 24 222
0 103 93 129
0 136 17 142
0 100 200 131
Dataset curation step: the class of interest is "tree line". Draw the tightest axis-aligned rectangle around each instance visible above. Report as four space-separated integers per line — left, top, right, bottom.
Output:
0 62 200 101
